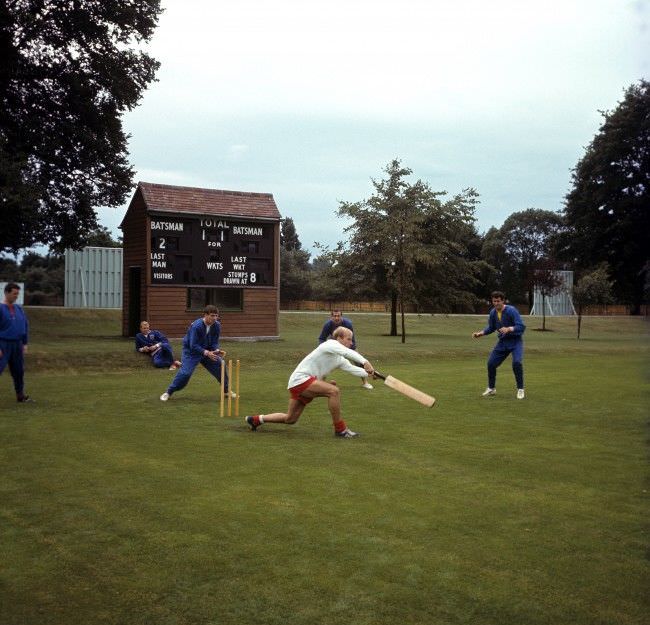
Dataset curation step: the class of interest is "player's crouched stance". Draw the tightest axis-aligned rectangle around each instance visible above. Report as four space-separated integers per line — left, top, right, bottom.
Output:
245 327 374 438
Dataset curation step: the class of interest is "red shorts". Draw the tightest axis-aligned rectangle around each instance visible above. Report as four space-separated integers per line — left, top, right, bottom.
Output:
289 376 317 405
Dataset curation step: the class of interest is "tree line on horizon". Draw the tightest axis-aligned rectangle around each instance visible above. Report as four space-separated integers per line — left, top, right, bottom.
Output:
0 1 646 325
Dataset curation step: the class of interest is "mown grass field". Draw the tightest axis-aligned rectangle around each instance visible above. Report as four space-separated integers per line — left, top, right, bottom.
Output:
1 309 648 625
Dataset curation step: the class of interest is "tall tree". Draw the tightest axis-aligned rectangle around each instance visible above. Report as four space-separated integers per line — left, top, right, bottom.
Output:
572 264 614 339
562 80 649 314
530 260 565 331
279 217 311 303
0 0 162 253
486 209 565 307
338 159 478 341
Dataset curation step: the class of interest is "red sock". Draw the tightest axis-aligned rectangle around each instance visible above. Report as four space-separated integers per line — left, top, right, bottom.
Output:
334 420 347 433
252 415 261 426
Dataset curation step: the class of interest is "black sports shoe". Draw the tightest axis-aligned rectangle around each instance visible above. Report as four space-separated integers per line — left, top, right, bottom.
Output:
17 395 33 403
245 415 259 431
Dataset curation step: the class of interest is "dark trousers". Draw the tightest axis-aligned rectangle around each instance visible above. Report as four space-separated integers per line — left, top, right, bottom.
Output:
0 339 25 395
167 349 228 395
487 341 524 389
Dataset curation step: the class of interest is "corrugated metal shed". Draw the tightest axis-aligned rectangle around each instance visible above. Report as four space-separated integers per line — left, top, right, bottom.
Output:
64 247 123 308
531 270 576 315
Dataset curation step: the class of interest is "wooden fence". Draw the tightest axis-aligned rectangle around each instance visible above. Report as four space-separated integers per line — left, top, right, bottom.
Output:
282 301 648 316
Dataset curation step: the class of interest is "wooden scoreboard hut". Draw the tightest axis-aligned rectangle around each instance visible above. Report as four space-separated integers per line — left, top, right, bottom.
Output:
120 182 281 339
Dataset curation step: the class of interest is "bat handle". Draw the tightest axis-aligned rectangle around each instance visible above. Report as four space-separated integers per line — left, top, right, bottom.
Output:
372 371 386 381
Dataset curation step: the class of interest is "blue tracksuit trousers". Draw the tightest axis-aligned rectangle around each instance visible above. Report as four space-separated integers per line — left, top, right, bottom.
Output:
167 349 228 395
152 345 174 368
487 340 524 389
0 339 25 395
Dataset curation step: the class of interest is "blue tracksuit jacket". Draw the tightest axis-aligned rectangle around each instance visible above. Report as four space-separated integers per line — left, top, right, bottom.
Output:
482 305 526 346
318 318 356 350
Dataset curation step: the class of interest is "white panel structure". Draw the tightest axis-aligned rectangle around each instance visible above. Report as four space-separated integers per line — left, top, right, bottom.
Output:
64 247 123 308
530 270 576 316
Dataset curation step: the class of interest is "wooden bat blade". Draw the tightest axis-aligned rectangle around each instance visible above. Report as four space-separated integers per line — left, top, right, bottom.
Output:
384 375 436 408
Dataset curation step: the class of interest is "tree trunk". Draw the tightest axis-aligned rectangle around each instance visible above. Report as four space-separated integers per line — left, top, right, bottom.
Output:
577 311 582 339
401 296 406 343
390 291 397 336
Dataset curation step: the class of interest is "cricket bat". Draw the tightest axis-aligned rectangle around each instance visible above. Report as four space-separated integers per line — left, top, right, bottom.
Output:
373 371 436 408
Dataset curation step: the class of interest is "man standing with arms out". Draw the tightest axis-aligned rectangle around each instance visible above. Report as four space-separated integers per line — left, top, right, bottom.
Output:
0 283 32 402
136 321 181 370
160 305 234 401
318 309 373 390
472 291 526 399
245 326 375 438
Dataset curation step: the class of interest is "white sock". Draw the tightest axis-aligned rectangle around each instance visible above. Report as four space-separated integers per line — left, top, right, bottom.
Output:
259 415 265 424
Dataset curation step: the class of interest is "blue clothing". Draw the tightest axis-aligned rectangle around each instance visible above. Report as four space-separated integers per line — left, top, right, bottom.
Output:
318 318 356 350
481 305 526 345
0 302 29 396
482 305 526 389
135 329 175 368
0 302 28 343
167 318 229 395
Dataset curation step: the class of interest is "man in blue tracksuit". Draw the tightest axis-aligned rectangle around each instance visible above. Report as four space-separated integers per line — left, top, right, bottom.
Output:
472 291 526 399
0 282 32 402
135 321 181 370
160 305 234 401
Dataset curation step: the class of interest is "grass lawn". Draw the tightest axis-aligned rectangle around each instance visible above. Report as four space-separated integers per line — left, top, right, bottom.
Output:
1 309 648 625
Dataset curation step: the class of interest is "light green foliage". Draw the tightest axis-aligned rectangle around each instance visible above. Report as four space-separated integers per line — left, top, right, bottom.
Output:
338 159 481 340
1 309 648 625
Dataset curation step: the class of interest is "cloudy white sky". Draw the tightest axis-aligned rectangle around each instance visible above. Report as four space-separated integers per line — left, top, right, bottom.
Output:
102 0 649 255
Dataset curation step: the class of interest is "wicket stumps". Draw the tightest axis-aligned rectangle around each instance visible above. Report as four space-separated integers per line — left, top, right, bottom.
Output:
220 358 240 418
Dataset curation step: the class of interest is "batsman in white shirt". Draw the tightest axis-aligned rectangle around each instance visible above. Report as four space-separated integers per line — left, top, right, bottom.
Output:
245 326 375 438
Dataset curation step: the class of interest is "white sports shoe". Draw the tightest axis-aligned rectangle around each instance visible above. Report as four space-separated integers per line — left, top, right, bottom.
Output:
361 382 373 390
482 388 496 397
517 389 525 400
160 392 170 401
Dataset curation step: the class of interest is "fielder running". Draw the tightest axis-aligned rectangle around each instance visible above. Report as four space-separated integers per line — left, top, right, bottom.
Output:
160 305 234 401
472 290 526 399
245 326 375 437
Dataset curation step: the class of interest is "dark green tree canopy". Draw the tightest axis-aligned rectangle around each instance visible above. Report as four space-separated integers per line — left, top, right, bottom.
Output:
0 0 162 253
482 208 565 305
279 216 311 302
562 79 649 313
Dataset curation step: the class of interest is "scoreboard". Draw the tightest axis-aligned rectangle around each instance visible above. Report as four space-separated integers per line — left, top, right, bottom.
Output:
149 215 276 287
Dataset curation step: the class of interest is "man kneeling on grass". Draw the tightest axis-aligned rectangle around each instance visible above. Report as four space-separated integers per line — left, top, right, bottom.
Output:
245 327 375 438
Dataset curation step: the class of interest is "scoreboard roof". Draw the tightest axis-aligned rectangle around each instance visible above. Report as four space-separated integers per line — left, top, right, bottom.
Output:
130 182 281 222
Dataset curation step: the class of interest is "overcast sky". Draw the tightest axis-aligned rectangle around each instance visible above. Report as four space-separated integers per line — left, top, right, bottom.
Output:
101 0 649 255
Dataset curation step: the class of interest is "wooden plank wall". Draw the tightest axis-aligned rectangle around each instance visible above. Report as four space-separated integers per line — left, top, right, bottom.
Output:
147 287 279 338
121 192 148 336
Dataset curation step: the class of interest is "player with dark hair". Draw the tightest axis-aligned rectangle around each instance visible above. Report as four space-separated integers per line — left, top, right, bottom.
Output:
160 305 234 401
245 326 375 438
135 321 181 370
472 291 526 399
0 283 32 402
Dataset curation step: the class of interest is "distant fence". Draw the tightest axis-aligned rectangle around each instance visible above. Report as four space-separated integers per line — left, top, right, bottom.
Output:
281 300 647 316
